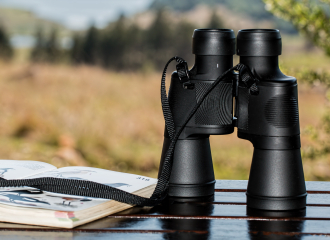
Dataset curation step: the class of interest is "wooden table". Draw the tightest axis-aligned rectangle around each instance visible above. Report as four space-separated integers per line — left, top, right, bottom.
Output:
0 180 330 239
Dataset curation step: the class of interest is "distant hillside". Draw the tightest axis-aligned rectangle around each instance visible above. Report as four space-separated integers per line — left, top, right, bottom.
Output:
149 0 297 34
0 7 70 37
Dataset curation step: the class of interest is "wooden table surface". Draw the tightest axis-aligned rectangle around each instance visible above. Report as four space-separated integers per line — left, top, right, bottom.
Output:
1 180 330 239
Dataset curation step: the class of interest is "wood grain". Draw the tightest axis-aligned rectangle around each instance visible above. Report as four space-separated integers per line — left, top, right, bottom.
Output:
0 180 330 239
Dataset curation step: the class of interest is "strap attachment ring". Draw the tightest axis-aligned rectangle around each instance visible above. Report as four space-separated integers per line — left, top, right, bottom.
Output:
176 61 194 89
236 64 259 95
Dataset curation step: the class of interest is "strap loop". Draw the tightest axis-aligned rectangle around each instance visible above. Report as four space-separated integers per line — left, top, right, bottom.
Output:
176 61 190 83
176 60 195 89
236 63 259 95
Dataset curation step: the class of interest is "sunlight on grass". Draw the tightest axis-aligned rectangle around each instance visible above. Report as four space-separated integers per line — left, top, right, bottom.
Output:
0 53 328 180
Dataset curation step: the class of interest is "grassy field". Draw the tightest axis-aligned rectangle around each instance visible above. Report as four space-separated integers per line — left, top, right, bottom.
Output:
0 50 329 181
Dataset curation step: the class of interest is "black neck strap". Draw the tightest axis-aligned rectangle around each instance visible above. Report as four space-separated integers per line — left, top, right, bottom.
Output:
0 58 255 207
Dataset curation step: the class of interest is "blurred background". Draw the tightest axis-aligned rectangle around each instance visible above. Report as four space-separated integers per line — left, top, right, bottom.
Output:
0 0 329 180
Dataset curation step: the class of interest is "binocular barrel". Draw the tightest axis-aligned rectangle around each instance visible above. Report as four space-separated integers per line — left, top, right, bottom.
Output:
159 29 235 198
159 28 307 211
236 29 306 210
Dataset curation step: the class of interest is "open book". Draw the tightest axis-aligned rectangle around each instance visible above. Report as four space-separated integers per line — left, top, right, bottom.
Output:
0 160 157 228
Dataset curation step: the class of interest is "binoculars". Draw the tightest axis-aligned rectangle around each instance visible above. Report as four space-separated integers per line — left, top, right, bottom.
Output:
158 29 307 211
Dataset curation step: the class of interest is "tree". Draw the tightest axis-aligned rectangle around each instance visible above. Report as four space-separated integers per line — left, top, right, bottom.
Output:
30 27 45 62
207 10 224 29
263 0 330 55
31 27 61 63
173 21 195 63
0 25 13 60
149 0 201 12
122 23 145 70
82 25 99 65
70 34 84 64
99 14 129 69
44 28 61 63
145 8 174 69
147 9 173 50
263 0 330 161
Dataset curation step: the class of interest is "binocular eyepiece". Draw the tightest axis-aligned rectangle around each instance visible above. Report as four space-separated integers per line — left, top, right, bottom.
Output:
159 28 307 211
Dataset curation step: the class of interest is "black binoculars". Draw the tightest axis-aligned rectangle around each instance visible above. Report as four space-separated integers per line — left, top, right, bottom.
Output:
158 29 307 211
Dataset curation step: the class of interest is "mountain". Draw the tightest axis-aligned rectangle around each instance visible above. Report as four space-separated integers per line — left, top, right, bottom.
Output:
149 0 297 34
0 7 70 37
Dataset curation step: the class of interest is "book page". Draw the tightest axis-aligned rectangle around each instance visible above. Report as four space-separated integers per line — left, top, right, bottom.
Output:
0 187 108 211
0 167 157 211
0 160 57 180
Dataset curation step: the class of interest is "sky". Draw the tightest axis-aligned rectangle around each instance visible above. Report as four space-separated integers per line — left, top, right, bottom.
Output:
0 0 153 30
